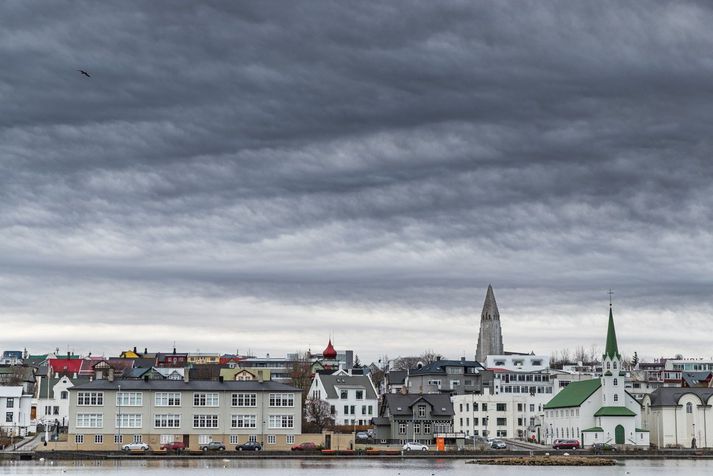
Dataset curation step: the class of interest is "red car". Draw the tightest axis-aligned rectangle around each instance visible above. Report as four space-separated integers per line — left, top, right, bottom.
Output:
291 442 318 451
552 439 580 450
160 441 186 453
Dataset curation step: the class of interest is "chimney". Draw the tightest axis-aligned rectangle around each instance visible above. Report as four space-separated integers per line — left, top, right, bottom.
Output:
219 376 224 383
183 370 190 383
461 357 466 363
107 368 115 382
257 371 264 383
144 347 148 355
144 375 149 382
133 346 137 354
173 347 176 355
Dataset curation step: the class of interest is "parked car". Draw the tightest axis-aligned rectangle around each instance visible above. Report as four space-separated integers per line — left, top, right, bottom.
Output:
200 441 226 452
402 442 429 451
490 440 507 450
292 441 319 451
236 441 262 451
591 442 617 453
122 442 150 452
553 439 580 450
160 441 186 453
355 432 370 440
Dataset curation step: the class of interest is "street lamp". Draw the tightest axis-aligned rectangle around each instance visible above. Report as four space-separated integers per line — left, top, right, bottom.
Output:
116 384 122 451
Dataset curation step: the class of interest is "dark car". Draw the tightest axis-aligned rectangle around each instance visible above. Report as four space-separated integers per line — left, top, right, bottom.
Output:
236 441 262 451
553 439 580 450
160 441 186 453
291 441 318 451
200 441 226 452
490 440 507 450
592 443 617 453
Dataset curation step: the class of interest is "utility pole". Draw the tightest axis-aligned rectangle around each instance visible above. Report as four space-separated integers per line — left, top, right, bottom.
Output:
117 384 122 451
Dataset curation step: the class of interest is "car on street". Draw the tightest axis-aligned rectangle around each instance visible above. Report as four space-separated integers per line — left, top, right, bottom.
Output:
291 441 318 451
200 441 226 452
160 441 186 453
402 442 429 451
591 442 617 453
355 431 370 440
553 439 580 450
236 441 262 451
490 440 507 450
122 442 150 452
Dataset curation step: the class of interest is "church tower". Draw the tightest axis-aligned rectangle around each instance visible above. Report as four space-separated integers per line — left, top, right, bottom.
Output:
475 284 504 362
601 304 626 407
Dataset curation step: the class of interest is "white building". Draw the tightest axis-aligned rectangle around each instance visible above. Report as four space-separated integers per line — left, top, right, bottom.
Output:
642 388 713 448
486 355 550 372
308 370 378 426
35 374 89 427
542 306 649 447
0 386 32 437
452 392 530 439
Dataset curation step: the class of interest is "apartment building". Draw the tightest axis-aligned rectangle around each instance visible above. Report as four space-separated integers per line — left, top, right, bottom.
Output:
65 377 302 451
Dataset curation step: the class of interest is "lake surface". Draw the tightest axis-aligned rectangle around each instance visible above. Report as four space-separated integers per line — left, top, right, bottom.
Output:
1 459 713 475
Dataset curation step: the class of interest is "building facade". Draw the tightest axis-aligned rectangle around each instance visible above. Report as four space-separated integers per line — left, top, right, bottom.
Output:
65 377 302 451
0 386 32 437
373 393 456 444
308 371 378 427
642 388 713 448
405 358 493 395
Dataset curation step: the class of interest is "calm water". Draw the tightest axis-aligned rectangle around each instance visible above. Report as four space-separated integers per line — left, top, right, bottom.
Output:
1 459 712 475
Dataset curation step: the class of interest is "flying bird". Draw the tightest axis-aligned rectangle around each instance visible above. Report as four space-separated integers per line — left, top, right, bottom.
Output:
78 70 91 77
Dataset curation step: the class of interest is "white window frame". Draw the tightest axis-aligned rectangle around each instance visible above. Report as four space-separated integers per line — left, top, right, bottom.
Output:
231 393 257 407
155 392 181 407
154 414 181 428
116 392 143 407
231 414 257 429
268 414 294 429
115 414 142 429
267 435 277 445
286 435 295 444
76 413 104 429
193 414 219 428
269 393 295 407
193 393 219 407
77 392 104 406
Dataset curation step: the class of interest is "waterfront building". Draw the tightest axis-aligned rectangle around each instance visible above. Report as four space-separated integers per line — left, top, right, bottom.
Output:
372 393 457 445
307 369 378 427
543 305 649 447
405 358 493 395
63 372 302 451
0 386 32 437
642 387 713 448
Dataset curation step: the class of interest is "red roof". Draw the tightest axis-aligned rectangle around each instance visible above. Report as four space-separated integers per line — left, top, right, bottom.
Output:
49 358 83 375
323 339 337 359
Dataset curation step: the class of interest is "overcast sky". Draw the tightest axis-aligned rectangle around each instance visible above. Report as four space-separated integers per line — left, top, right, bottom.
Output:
1 1 712 363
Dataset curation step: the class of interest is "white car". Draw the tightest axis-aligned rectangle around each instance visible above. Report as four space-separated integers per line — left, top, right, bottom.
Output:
402 442 429 451
122 442 150 452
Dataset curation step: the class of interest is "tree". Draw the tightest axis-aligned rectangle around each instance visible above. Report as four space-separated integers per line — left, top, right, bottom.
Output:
289 352 313 401
304 399 334 433
574 346 587 364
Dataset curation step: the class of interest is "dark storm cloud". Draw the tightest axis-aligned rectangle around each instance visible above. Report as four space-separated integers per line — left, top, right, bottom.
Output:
1 1 713 360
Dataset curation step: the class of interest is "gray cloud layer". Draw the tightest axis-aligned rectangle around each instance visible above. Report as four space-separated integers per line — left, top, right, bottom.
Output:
1 1 713 361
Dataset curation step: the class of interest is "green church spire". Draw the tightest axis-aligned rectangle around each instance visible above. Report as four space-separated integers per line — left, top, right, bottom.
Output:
603 305 621 360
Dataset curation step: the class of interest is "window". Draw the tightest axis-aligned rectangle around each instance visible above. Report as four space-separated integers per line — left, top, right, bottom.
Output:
424 422 431 434
286 435 295 444
344 405 349 415
230 435 239 444
418 405 427 417
248 435 257 443
496 418 507 426
198 435 211 444
132 435 142 444
154 414 181 428
155 392 181 406
517 403 523 411
496 403 506 411
613 362 618 369
6 412 13 423
340 390 348 399
613 379 618 386
232 393 257 407
350 405 355 415
398 423 407 435
75 434 84 444
116 392 143 406
6 398 13 409
686 402 693 414
76 413 103 428
77 392 104 406
193 393 219 407
160 435 175 444
368 405 373 415
270 393 294 407
267 435 277 445
232 415 257 428
614 394 619 402
361 405 367 415
482 403 488 411
414 423 421 434
94 435 103 444
268 415 294 429
530 404 535 412
193 415 219 428
356 390 363 400
473 403 478 412
114 434 122 444
116 414 142 429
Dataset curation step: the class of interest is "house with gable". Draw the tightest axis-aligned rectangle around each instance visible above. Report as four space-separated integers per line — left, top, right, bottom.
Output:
373 393 456 445
543 304 649 447
308 370 378 427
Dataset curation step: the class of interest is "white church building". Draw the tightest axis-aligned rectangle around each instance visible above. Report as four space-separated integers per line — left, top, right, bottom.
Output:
543 305 649 447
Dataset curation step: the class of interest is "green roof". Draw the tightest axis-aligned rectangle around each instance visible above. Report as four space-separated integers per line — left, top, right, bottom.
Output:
544 379 601 409
636 428 649 432
582 427 604 432
594 406 636 417
603 306 621 360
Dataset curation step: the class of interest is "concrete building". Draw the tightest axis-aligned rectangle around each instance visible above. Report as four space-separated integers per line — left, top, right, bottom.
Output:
475 285 504 362
405 358 493 395
642 388 713 448
543 305 649 447
65 376 302 451
0 386 32 437
308 371 378 426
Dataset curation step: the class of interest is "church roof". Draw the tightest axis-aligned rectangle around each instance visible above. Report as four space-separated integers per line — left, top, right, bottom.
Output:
603 306 621 360
543 379 601 409
481 284 500 320
594 406 636 417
